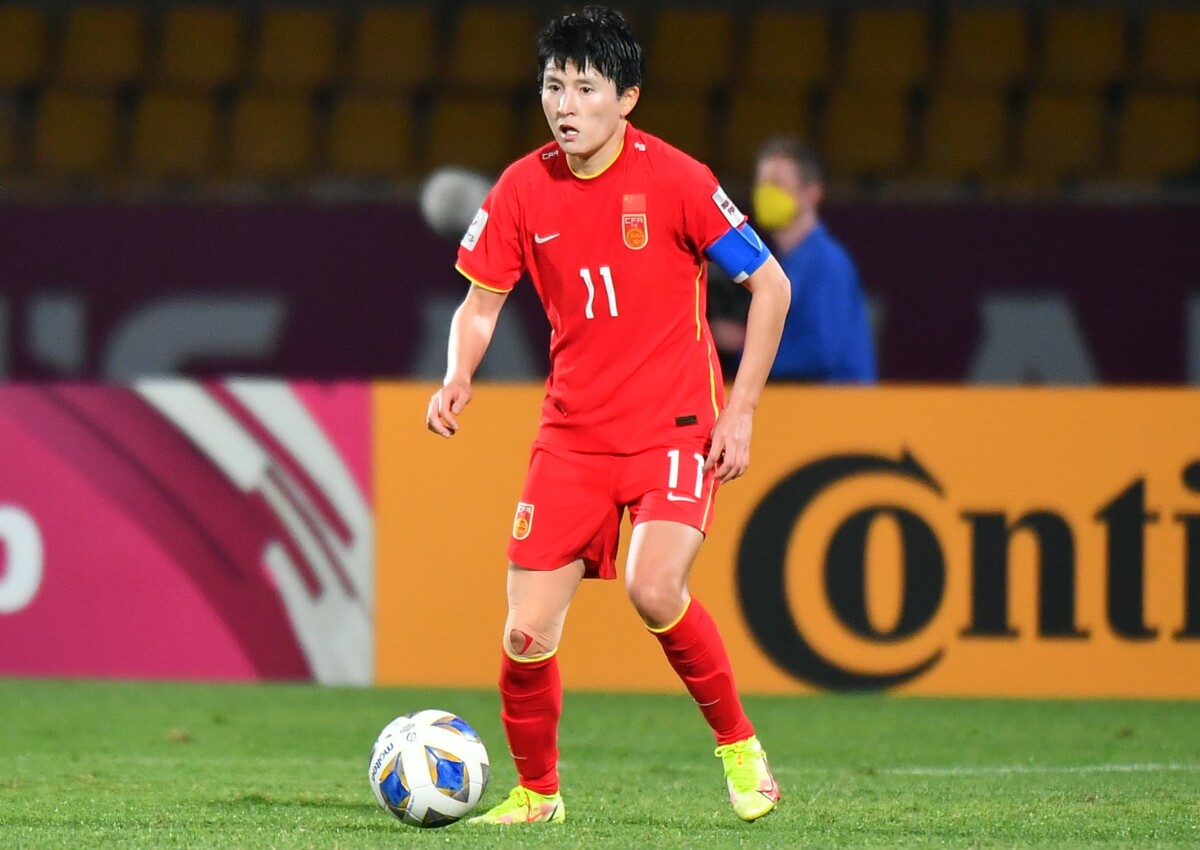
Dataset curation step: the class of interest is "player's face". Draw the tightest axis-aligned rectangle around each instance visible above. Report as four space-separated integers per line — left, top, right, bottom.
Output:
756 155 822 220
542 60 638 173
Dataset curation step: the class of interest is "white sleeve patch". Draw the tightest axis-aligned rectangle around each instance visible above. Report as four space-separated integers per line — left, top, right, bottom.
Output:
460 208 489 251
711 187 745 229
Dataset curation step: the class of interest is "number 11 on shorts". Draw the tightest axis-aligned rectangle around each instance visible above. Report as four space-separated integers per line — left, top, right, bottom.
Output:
667 449 705 499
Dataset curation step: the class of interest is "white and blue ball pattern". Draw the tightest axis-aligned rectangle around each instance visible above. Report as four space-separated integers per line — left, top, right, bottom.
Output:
368 709 490 828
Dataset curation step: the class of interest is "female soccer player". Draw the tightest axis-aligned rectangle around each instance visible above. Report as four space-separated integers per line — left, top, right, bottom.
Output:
426 5 791 824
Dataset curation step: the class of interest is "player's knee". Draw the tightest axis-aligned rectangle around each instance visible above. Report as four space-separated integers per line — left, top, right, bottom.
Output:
504 626 556 660
627 579 686 628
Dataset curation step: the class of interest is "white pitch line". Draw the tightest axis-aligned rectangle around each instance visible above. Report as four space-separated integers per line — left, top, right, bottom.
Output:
843 763 1200 777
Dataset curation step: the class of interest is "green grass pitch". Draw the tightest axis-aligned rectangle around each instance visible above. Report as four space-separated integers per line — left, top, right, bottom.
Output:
1 679 1197 849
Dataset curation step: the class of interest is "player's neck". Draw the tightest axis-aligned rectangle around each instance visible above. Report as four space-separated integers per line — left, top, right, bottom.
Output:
567 121 628 178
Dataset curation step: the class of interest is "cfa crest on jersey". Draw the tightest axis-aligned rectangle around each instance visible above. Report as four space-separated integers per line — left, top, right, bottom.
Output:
622 213 648 250
513 502 534 540
621 193 648 250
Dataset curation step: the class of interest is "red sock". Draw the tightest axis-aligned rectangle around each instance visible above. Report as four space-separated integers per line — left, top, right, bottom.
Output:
651 598 755 745
498 652 562 795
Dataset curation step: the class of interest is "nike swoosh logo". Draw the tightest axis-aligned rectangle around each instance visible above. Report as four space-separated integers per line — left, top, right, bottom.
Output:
534 233 560 244
666 493 697 502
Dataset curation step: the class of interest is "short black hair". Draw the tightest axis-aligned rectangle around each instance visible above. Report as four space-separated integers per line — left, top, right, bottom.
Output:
536 5 643 94
758 136 826 184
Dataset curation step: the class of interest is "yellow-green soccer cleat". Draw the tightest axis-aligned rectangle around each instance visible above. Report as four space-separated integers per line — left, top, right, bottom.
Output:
715 735 780 821
468 785 566 825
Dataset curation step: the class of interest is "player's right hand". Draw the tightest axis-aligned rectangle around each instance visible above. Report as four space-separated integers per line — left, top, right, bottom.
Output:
426 381 472 437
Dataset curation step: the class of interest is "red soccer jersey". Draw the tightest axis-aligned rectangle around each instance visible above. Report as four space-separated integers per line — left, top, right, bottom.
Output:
455 124 748 454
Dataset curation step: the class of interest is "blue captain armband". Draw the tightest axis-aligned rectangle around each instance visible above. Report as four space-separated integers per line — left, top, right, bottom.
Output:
704 223 771 283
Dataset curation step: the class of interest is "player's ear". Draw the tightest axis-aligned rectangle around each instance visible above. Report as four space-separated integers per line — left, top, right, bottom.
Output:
618 85 640 118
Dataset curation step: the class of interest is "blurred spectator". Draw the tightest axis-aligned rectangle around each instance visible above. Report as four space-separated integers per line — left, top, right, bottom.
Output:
711 138 877 383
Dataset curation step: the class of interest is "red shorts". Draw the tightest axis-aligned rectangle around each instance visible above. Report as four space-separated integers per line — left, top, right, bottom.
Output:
506 438 719 579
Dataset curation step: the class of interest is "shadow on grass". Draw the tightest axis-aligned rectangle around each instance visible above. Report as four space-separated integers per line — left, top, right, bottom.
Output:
219 791 378 816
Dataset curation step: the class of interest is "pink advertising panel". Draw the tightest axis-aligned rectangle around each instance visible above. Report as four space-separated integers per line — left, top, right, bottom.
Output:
0 382 372 683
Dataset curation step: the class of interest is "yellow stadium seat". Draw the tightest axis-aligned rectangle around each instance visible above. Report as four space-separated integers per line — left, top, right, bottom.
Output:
1039 7 1127 92
725 92 809 180
156 7 244 92
1115 92 1200 181
230 92 315 179
252 8 338 93
129 91 217 180
33 89 118 177
745 10 829 96
822 88 910 180
347 6 436 94
630 95 713 165
447 5 537 94
940 7 1030 92
425 94 517 175
58 5 146 91
920 92 1009 181
843 7 929 93
327 94 414 179
646 8 733 94
0 6 48 90
1015 93 1106 183
1138 9 1200 90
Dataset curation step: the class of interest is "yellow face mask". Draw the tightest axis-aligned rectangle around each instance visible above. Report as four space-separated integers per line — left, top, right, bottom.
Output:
752 182 797 230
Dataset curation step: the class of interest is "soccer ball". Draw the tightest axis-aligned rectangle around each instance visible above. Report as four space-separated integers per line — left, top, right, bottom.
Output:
367 709 490 828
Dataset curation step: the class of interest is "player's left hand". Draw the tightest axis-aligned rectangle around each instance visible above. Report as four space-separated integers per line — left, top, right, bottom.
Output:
705 404 753 483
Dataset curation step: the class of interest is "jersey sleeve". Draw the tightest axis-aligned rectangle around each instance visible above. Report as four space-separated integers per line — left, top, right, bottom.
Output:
676 158 771 283
454 165 525 293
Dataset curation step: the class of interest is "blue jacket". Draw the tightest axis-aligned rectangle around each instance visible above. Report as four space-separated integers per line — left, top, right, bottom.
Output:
771 222 877 382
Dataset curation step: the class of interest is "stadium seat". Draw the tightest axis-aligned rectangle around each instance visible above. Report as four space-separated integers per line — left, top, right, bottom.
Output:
327 94 414 179
129 90 217 181
156 6 244 93
58 5 146 92
842 7 930 93
1014 92 1106 184
230 92 316 180
0 6 48 90
1114 91 1200 182
745 10 829 96
630 95 713 165
1137 9 1200 90
725 92 809 180
447 5 537 94
32 89 118 178
425 94 518 175
347 6 436 94
919 92 1009 181
939 7 1030 93
645 8 733 95
1038 7 1127 92
821 88 910 181
251 8 339 93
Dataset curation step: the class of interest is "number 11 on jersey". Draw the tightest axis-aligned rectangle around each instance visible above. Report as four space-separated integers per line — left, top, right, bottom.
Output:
579 266 618 319
667 448 705 499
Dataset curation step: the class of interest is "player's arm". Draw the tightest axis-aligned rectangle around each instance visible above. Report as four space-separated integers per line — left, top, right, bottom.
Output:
426 283 509 437
701 216 792 482
707 253 790 481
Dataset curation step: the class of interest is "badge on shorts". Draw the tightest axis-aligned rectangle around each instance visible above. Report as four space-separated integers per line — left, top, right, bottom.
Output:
622 194 647 250
513 502 535 540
